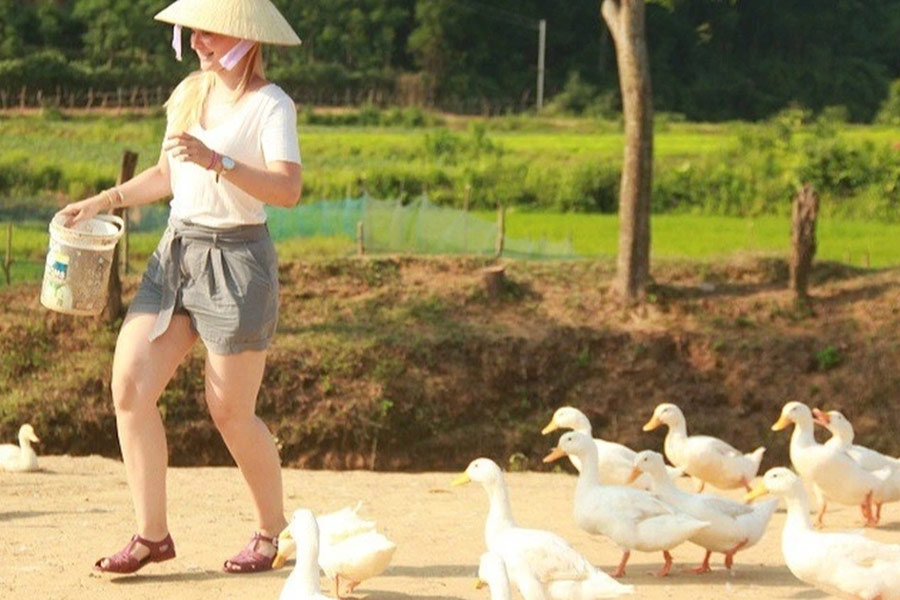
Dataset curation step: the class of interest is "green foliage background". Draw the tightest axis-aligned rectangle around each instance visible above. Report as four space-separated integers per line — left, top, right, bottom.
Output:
3 0 900 119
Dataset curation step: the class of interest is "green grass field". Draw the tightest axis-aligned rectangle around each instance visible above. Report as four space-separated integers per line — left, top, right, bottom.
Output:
479 211 898 267
2 210 895 289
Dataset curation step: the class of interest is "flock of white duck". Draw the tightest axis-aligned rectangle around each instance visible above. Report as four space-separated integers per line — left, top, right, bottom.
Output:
5 399 900 599
456 401 900 600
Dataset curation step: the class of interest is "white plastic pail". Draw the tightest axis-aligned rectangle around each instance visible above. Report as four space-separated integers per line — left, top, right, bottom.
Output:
40 214 125 316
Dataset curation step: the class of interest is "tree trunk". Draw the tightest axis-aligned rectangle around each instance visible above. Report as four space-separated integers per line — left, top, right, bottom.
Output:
790 183 819 299
602 0 653 301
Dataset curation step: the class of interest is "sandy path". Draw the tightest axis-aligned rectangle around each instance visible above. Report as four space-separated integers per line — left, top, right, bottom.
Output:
3 456 899 599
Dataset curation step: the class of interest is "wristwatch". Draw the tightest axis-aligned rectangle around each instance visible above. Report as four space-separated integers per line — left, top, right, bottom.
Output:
216 155 236 182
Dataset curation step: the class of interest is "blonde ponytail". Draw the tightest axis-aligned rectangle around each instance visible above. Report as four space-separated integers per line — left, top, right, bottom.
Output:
164 43 265 133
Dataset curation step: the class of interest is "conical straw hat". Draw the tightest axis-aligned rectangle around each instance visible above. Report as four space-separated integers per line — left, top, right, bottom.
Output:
154 0 301 46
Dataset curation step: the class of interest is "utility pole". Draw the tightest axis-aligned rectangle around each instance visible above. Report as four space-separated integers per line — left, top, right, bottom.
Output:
537 19 546 111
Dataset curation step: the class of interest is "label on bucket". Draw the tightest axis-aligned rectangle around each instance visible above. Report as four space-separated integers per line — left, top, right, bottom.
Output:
42 281 74 311
47 251 70 282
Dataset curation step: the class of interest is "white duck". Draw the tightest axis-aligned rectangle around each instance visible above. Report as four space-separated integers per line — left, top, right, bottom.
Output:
276 503 395 599
453 458 633 599
747 467 900 600
544 432 709 577
542 406 682 489
812 409 900 472
0 424 40 472
643 403 764 492
273 503 375 570
813 408 900 523
316 502 377 543
629 450 778 574
275 509 332 600
476 551 514 600
870 467 900 524
320 509 395 598
773 401 879 527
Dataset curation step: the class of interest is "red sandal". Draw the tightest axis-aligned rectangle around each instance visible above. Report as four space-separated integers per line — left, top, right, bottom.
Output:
223 531 279 573
93 533 176 574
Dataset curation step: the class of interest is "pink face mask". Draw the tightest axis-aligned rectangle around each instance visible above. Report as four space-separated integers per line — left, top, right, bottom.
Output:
219 39 255 70
172 25 183 61
170 26 252 70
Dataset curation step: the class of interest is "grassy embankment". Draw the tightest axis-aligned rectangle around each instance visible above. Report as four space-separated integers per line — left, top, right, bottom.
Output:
2 254 899 471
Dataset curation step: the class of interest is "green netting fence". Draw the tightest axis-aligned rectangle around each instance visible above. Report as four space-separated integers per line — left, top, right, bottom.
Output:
133 196 578 259
266 197 578 259
0 196 579 287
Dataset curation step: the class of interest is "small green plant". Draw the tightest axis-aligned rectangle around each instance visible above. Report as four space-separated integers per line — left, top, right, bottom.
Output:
815 345 842 371
734 315 752 328
508 452 529 472
577 348 591 367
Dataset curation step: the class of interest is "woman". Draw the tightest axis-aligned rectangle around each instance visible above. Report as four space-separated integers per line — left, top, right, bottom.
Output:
56 0 302 574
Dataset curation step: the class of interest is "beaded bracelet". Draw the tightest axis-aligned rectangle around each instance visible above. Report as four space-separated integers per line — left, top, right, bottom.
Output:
101 189 116 211
101 188 125 211
206 151 219 171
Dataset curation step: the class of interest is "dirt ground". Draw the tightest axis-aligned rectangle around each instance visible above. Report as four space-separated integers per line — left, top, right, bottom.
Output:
4 456 900 599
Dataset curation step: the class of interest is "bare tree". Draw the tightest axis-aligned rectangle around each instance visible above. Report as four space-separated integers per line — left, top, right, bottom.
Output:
790 184 819 300
601 0 653 301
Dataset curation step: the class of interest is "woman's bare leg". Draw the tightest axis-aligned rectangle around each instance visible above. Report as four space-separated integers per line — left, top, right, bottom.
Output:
100 313 197 565
205 350 286 544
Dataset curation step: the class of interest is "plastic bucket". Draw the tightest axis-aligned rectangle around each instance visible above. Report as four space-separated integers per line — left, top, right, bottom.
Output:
40 214 125 316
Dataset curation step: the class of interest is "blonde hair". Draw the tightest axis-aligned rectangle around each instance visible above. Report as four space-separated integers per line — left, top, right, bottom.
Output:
164 43 265 133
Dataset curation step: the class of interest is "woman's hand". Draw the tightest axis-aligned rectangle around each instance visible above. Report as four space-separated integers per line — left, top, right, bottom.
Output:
55 194 109 228
163 132 217 170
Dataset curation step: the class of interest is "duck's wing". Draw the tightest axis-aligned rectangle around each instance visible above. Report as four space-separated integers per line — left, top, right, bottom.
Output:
698 494 753 518
499 528 594 584
691 435 742 458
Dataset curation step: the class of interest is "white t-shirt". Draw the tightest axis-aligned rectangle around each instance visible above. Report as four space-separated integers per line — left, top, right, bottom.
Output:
166 83 301 228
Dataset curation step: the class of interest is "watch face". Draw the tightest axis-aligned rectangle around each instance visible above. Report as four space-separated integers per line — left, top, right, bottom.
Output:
222 156 235 171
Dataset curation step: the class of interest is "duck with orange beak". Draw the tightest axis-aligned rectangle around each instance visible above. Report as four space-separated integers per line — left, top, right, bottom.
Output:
452 457 633 599
642 403 764 493
746 467 900 600
772 401 879 527
544 432 708 578
629 450 777 574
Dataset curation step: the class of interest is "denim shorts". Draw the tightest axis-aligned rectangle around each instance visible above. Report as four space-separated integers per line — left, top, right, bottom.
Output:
129 218 279 355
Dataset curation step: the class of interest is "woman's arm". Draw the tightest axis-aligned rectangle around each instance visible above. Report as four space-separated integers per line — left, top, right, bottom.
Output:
163 132 303 208
56 150 172 227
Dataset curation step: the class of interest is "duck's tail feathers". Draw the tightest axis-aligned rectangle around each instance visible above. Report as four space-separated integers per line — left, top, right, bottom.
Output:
746 446 766 472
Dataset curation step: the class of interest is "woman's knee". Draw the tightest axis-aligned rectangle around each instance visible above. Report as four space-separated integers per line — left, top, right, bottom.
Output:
207 397 256 434
110 362 145 414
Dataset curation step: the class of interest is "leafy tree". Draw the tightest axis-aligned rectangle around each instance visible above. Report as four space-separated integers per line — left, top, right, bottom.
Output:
875 79 900 125
72 0 171 67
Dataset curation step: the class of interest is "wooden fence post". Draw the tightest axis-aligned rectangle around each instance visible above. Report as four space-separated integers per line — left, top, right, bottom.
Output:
463 183 471 253
356 221 365 256
789 183 819 299
495 204 505 258
2 223 13 286
102 150 138 322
